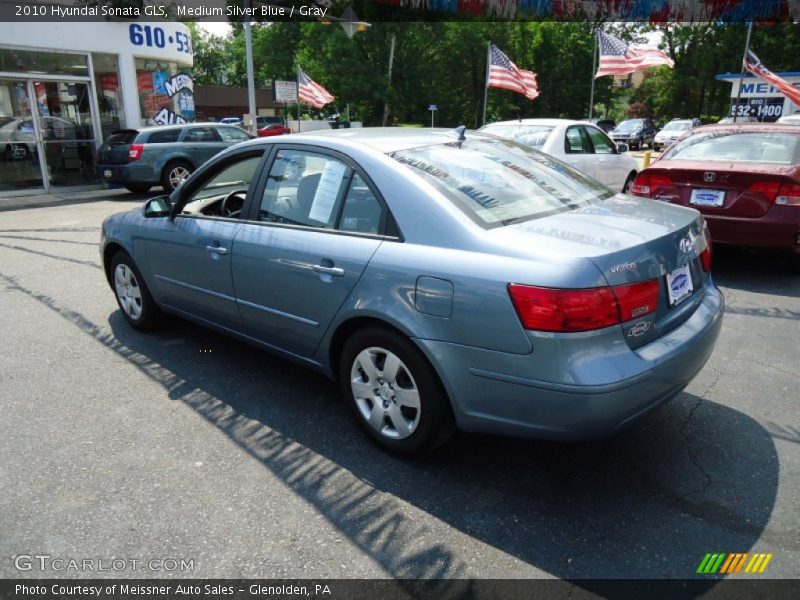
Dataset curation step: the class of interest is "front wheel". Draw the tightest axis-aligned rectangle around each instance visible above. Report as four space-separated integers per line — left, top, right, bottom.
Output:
110 252 162 330
339 326 454 455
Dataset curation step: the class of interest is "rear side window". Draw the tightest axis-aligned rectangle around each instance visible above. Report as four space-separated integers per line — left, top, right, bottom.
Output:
392 139 613 228
105 130 138 145
664 131 800 164
145 129 180 144
218 127 250 142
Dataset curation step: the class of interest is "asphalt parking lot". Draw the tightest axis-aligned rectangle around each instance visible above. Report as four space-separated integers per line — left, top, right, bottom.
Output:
0 194 798 583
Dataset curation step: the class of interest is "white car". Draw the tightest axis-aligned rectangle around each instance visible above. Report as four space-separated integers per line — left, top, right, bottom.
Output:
652 119 700 151
776 113 800 125
480 118 639 192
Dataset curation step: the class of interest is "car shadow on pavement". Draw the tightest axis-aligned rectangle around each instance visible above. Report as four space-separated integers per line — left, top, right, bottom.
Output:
712 245 800 300
96 311 781 588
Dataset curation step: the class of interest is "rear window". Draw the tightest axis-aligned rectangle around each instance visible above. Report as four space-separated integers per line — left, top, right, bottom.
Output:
145 129 181 144
391 139 613 228
104 130 138 145
663 131 800 164
481 124 554 149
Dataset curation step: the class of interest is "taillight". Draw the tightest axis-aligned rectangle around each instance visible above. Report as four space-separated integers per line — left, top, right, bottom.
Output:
508 279 659 333
128 144 144 161
700 246 712 272
611 280 659 321
630 172 672 198
776 182 800 206
747 181 780 202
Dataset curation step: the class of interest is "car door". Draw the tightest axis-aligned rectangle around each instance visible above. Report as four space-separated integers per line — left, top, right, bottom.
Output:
181 126 227 165
583 125 626 190
563 125 594 178
146 149 267 329
231 146 386 358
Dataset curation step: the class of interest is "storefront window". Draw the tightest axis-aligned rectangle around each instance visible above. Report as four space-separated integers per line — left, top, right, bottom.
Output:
0 48 88 77
134 57 194 126
92 53 125 141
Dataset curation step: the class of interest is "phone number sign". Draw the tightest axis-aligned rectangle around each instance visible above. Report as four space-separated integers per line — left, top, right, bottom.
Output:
730 97 784 121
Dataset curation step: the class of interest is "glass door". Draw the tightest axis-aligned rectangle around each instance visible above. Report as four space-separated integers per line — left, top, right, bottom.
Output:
32 80 98 188
0 79 44 192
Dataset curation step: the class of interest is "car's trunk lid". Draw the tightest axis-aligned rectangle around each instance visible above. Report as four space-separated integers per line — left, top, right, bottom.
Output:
97 129 138 165
644 160 797 218
495 195 710 348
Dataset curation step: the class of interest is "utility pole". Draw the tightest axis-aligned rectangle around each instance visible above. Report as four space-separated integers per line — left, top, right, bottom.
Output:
733 21 754 124
382 34 396 126
244 0 257 135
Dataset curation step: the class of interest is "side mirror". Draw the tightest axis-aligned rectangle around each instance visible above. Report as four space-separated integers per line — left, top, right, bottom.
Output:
144 195 172 218
616 143 629 153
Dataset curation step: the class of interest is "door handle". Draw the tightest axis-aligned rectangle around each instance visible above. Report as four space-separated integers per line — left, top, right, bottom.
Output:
312 264 344 277
206 245 228 255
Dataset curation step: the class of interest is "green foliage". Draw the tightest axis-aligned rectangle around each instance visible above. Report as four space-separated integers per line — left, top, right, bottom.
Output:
186 22 800 127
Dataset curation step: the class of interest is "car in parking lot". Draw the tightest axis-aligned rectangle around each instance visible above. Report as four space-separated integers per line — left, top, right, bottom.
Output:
219 117 243 126
480 118 638 191
96 123 253 194
630 124 800 264
610 118 657 150
653 118 701 151
257 123 292 137
101 128 723 455
776 113 800 125
583 118 616 133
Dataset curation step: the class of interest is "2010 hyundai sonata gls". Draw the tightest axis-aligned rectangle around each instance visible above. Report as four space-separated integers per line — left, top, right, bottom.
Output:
101 128 724 455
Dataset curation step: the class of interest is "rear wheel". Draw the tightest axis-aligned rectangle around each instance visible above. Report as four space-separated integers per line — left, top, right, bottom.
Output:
161 160 193 193
339 326 454 455
623 172 637 193
110 252 162 331
125 183 151 194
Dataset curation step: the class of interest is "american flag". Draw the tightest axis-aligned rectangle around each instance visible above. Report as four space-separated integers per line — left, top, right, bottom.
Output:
595 31 675 78
298 67 334 109
743 49 800 107
487 44 539 101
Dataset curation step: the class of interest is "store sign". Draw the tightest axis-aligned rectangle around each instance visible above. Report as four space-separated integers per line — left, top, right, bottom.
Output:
163 73 193 97
153 107 186 125
738 81 800 97
730 97 784 121
275 80 298 103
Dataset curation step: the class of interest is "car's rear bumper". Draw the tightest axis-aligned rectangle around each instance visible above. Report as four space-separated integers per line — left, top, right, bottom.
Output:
706 207 800 253
97 163 158 185
416 283 724 440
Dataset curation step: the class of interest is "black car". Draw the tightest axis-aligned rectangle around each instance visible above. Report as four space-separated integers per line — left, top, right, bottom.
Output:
583 118 616 133
610 118 657 150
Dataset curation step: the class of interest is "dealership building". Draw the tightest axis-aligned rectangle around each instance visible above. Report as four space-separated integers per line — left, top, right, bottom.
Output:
716 71 800 121
0 20 194 196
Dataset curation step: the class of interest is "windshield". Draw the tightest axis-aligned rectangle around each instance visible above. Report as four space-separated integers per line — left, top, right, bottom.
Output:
480 124 554 149
615 120 643 132
663 121 691 131
391 139 613 228
663 131 800 164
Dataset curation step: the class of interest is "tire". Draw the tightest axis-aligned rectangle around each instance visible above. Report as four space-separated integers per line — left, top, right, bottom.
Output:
339 326 455 456
623 172 636 193
161 160 193 193
125 183 152 194
109 251 162 331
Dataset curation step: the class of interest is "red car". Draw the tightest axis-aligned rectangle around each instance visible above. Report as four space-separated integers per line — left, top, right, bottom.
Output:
257 123 291 137
630 124 800 261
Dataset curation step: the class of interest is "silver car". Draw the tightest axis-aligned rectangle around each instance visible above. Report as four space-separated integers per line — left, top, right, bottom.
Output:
100 128 724 455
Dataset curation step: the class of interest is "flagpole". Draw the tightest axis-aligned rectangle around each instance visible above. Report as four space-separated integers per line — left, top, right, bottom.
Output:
589 30 598 119
733 21 754 124
296 64 301 133
482 42 491 127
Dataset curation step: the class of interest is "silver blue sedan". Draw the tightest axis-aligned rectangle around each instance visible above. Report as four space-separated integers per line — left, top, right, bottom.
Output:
100 128 724 455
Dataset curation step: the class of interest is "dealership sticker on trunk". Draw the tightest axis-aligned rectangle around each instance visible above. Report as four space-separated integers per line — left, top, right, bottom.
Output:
690 188 725 207
666 264 694 306
104 170 112 178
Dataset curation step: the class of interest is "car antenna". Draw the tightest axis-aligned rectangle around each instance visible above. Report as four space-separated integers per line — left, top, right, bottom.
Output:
454 125 466 141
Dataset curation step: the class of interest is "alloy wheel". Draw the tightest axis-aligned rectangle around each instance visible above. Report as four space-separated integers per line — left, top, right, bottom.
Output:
114 263 143 320
168 165 190 189
350 347 421 440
